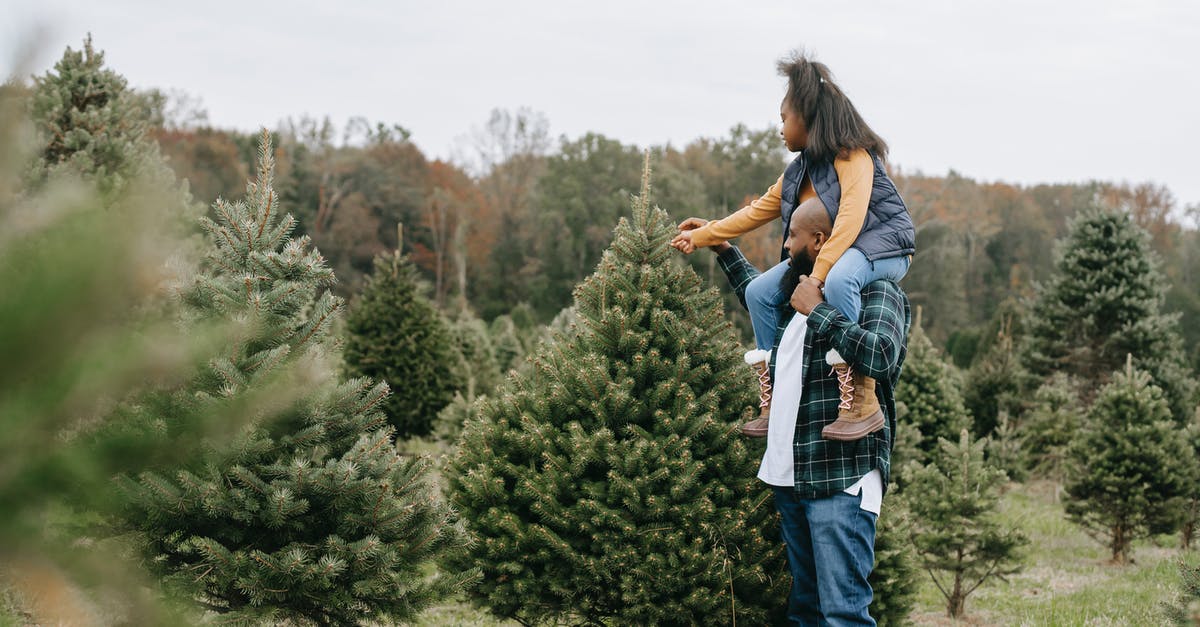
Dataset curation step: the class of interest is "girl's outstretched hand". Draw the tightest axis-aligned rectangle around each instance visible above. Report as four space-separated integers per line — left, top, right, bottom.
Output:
671 217 707 254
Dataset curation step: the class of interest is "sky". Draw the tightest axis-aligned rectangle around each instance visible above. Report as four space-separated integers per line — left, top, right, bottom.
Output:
5 0 1199 216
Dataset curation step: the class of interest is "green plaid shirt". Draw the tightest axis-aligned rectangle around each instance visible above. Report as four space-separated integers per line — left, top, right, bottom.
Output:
717 247 911 498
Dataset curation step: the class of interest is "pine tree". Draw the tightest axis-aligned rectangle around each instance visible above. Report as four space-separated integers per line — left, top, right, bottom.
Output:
1063 359 1194 564
488 314 526 372
894 319 972 466
343 252 463 438
963 316 1032 438
1020 373 1084 483
1025 205 1196 423
1183 407 1200 550
446 158 787 625
119 132 473 625
1164 560 1200 626
26 35 193 216
901 430 1027 619
869 495 920 627
450 309 503 397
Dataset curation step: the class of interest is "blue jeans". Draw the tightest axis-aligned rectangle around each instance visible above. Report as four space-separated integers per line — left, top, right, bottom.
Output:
746 249 910 350
773 487 877 626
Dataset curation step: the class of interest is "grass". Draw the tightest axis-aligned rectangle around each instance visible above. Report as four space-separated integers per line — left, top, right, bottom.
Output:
909 480 1199 626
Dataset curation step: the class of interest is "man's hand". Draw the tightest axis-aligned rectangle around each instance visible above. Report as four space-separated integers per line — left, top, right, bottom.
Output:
790 275 825 316
671 217 730 254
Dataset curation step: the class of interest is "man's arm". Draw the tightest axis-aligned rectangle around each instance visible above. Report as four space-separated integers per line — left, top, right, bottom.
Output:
714 245 761 312
804 282 910 381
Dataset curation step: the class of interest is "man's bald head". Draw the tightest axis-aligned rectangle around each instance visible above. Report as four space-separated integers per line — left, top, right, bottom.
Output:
790 196 832 236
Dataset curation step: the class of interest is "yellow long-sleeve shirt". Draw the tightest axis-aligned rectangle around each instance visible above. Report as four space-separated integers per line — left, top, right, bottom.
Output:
688 148 874 282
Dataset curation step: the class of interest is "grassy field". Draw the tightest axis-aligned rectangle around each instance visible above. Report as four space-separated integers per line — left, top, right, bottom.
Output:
3 475 1195 626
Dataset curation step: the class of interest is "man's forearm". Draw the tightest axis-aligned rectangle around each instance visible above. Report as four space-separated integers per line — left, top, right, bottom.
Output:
715 246 760 312
806 292 908 380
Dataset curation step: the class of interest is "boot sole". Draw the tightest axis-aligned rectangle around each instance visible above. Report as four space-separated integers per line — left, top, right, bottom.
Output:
821 410 885 441
740 424 769 438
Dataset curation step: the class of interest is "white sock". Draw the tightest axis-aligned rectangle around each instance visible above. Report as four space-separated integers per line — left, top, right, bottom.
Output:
825 349 846 366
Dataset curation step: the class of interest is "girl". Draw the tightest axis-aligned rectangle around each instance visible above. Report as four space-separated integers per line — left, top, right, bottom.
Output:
671 50 915 441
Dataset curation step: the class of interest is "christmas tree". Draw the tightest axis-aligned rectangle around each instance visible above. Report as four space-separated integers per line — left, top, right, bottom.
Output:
1064 359 1194 563
450 309 503 397
1019 373 1083 482
1182 407 1200 550
26 35 194 218
1164 560 1200 625
343 252 463 438
1025 205 1196 423
119 132 474 624
894 318 971 465
901 430 1027 619
446 157 787 625
869 497 919 627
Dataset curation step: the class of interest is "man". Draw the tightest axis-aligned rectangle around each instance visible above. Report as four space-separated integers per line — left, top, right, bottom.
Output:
678 196 911 625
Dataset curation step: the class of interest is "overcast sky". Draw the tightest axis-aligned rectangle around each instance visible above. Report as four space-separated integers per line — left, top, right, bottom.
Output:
5 1 1199 215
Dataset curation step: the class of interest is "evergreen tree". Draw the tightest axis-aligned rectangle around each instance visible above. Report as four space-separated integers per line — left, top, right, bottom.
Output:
26 35 193 217
435 391 486 444
894 318 971 465
1063 359 1194 564
1025 205 1196 423
1019 373 1084 482
488 314 526 372
963 316 1032 437
869 496 920 627
1178 407 1200 550
449 309 502 397
446 160 787 625
119 133 473 624
901 430 1027 619
1164 560 1200 626
343 252 463 438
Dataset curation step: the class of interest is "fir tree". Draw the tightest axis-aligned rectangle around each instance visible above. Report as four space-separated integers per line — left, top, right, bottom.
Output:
1183 407 1200 550
488 314 526 372
1063 359 1194 564
450 309 503 397
446 159 787 625
343 252 463 438
1164 560 1200 626
26 35 192 215
869 496 920 627
1019 373 1084 483
119 132 473 625
901 430 1027 619
894 318 971 465
963 316 1032 438
1025 205 1196 423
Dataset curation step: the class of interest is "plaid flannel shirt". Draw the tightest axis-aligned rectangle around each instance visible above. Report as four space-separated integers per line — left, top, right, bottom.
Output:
717 246 911 498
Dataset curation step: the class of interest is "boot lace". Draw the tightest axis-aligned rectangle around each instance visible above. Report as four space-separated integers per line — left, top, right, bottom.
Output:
757 367 772 408
831 365 854 411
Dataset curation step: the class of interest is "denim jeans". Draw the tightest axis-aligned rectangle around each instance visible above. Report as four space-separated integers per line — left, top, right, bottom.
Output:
773 487 877 626
745 249 910 351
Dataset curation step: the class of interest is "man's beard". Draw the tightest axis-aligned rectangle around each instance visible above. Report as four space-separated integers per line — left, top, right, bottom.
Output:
780 247 816 297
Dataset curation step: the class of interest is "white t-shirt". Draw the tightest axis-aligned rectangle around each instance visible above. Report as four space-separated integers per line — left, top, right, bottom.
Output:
756 313 883 515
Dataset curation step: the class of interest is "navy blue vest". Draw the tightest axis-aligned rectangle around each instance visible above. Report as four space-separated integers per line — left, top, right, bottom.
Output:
778 152 916 263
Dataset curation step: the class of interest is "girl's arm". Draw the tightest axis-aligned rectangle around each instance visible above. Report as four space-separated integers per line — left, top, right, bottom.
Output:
811 148 873 283
687 174 784 248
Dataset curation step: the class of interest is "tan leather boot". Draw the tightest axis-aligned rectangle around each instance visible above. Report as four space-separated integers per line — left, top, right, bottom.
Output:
822 360 884 442
741 350 772 438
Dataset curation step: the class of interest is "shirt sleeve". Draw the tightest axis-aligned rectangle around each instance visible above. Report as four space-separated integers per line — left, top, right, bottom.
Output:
689 174 784 248
806 282 909 382
715 246 761 312
810 149 873 282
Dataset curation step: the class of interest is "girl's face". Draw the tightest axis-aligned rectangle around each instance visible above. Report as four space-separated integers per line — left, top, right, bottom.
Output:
780 99 808 153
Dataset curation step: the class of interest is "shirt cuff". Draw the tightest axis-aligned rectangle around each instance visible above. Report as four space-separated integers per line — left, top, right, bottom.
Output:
716 246 745 270
806 302 842 335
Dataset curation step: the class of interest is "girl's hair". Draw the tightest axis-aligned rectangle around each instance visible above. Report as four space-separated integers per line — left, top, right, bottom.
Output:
777 50 888 163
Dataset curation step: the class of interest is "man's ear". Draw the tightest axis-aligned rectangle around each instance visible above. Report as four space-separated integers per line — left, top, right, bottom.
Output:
812 231 828 252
